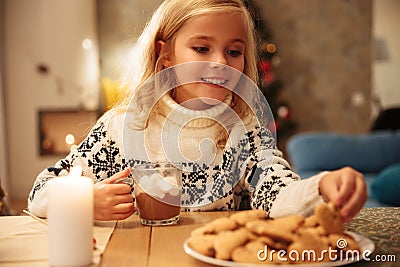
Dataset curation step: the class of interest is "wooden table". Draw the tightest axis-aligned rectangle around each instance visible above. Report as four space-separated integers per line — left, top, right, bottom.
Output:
100 211 230 267
100 208 400 267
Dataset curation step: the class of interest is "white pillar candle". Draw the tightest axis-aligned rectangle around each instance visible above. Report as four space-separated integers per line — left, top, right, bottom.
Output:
48 166 94 266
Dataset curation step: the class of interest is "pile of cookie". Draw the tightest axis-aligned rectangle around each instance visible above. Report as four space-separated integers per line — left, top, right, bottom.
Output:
187 202 360 264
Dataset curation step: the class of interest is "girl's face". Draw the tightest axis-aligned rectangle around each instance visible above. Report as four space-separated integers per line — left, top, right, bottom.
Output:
161 12 246 109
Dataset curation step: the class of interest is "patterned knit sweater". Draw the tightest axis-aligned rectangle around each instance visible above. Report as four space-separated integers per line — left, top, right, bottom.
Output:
28 94 326 218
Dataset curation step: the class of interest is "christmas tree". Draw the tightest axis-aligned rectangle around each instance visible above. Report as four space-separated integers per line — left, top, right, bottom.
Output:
245 0 297 149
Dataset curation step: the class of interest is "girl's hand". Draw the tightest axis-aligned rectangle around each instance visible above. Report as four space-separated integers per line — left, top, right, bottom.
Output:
318 167 367 222
93 168 136 221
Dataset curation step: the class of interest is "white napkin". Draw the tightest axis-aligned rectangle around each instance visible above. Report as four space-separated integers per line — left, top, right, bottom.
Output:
0 216 116 266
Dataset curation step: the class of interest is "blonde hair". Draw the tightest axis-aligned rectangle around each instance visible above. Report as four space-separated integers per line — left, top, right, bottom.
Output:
115 0 259 106
110 0 263 147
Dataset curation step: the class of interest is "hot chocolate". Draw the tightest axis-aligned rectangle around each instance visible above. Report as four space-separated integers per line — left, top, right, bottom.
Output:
135 189 180 221
133 163 182 226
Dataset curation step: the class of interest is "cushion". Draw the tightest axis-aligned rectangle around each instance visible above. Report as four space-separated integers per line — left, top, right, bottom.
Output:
371 163 400 205
287 130 400 173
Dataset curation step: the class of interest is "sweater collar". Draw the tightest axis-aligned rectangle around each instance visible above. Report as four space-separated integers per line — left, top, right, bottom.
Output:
156 92 233 128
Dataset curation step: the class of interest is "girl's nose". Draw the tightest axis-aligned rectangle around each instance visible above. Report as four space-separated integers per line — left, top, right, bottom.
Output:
211 52 228 66
209 54 228 69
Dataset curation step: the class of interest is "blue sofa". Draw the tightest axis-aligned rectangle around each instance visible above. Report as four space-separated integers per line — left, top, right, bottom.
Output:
287 130 400 207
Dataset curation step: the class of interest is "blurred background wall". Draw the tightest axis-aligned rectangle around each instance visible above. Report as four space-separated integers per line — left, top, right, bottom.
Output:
1 0 99 201
372 0 400 111
255 0 372 134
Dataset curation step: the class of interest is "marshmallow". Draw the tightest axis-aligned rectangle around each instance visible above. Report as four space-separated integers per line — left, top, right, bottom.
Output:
149 173 161 184
169 187 180 197
164 176 179 186
157 178 173 193
138 175 150 189
137 172 180 199
146 183 165 199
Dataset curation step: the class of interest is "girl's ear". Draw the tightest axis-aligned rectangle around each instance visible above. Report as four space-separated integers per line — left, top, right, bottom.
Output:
156 40 172 67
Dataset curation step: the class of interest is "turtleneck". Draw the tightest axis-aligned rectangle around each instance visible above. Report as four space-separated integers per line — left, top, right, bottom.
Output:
142 93 234 163
156 92 233 129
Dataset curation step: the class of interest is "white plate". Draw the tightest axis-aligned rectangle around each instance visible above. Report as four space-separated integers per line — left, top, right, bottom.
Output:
183 231 374 267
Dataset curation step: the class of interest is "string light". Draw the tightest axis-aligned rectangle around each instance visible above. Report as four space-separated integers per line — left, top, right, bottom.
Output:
65 134 75 145
82 38 92 50
260 43 277 53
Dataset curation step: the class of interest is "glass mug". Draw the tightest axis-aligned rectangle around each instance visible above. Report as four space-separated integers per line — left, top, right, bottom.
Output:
132 163 182 226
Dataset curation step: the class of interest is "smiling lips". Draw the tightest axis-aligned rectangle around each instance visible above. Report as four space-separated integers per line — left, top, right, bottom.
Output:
200 77 228 86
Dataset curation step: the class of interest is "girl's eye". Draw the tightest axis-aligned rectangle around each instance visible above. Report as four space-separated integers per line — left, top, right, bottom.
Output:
192 47 209 53
227 50 243 57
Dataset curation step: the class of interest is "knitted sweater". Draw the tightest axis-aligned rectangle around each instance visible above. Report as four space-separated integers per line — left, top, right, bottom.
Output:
28 94 325 218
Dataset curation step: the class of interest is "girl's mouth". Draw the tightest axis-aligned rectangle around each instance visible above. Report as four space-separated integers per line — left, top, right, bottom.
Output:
200 77 228 86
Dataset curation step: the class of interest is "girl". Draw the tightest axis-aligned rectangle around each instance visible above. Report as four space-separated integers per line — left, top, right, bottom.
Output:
28 0 366 222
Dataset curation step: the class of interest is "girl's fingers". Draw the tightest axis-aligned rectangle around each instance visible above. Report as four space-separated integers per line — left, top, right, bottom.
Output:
319 167 367 222
319 172 343 205
340 176 367 221
111 194 135 206
102 168 131 184
93 168 135 221
335 173 356 208
94 197 135 221
96 183 131 195
112 202 136 215
96 169 133 194
109 210 136 221
112 184 132 195
97 208 136 221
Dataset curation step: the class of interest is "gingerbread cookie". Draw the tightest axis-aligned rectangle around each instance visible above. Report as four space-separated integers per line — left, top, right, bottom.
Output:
214 228 250 260
231 240 281 264
246 215 304 243
231 240 265 264
257 236 288 250
187 203 359 265
191 217 237 236
315 202 344 234
303 215 318 227
230 209 266 226
287 228 330 263
187 234 216 257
